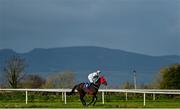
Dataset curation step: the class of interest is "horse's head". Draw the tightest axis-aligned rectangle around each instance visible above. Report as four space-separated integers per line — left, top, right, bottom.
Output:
99 76 107 86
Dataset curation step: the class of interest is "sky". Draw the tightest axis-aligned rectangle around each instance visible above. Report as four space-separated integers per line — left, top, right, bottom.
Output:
0 0 180 56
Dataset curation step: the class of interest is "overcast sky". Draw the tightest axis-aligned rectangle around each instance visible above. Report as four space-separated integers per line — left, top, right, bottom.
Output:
0 0 179 56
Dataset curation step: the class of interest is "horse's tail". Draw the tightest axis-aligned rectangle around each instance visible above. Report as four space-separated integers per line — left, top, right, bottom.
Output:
68 85 78 95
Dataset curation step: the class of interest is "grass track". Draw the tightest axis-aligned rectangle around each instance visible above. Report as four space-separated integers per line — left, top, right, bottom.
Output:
0 92 180 108
1 100 180 108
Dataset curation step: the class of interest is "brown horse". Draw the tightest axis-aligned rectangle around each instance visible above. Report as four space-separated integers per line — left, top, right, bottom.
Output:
68 76 107 106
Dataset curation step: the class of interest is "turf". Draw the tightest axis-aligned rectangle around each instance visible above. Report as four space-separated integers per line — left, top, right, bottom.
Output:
0 91 180 108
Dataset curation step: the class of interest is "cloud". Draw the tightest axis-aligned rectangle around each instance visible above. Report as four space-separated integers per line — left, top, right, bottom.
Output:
0 0 179 55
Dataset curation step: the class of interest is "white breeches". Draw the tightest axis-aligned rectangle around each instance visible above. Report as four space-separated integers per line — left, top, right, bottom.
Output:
88 75 94 83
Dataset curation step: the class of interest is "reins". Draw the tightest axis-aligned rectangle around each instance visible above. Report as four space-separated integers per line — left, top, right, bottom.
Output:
92 83 99 89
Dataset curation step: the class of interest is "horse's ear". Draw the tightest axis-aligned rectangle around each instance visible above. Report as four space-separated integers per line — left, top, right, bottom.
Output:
101 76 105 80
100 76 104 78
100 76 106 83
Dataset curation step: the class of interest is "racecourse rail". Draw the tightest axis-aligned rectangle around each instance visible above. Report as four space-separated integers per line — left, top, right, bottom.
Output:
0 88 180 106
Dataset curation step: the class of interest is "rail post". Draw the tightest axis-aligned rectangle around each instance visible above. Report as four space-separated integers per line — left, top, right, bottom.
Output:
25 90 28 104
64 92 67 104
143 93 146 106
125 92 128 101
102 91 104 104
153 93 155 101
62 92 64 101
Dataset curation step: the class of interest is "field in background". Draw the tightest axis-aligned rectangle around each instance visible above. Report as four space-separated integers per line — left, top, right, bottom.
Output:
0 91 180 108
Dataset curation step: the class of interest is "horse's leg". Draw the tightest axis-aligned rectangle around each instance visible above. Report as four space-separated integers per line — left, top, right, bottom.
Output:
80 92 86 106
93 95 97 106
87 95 95 106
80 97 86 106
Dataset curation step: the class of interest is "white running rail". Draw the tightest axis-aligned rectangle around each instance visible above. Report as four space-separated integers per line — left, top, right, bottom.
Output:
0 88 180 106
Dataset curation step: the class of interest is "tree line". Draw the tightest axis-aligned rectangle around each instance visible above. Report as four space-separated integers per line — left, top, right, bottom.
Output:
0 55 76 88
0 55 180 89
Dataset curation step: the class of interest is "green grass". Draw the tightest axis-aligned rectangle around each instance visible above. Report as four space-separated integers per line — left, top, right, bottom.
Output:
0 92 180 108
1 100 180 108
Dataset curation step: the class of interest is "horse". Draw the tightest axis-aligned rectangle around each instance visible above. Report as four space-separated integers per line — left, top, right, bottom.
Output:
68 76 107 106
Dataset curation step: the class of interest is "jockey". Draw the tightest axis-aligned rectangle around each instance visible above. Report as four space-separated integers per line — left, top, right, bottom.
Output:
88 70 101 84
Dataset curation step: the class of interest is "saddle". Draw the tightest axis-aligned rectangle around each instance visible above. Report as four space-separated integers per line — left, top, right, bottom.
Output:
84 82 96 90
84 78 99 89
84 82 90 89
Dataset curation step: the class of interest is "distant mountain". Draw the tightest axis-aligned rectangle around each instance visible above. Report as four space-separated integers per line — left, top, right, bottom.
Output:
0 46 179 84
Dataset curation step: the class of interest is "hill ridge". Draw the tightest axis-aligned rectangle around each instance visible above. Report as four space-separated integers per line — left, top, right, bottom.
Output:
0 46 179 84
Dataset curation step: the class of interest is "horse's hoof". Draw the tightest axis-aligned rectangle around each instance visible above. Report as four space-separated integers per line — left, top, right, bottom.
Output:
87 104 91 107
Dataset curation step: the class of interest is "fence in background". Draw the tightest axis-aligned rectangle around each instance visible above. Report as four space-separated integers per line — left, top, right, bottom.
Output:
0 88 180 106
